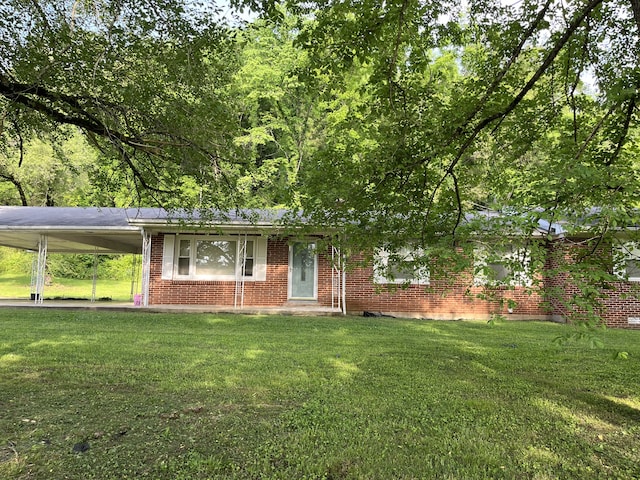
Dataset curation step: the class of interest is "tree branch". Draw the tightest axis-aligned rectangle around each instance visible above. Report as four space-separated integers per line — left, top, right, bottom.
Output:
0 76 138 147
424 0 604 221
630 0 640 32
457 0 554 134
0 171 28 205
606 94 637 166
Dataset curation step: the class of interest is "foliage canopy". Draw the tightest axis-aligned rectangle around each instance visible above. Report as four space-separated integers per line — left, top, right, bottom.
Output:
1 0 640 324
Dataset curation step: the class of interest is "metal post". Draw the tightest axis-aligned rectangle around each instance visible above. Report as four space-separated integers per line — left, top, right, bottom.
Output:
35 235 47 305
235 234 247 309
91 249 98 303
331 245 341 311
241 234 247 309
341 252 347 316
141 231 151 307
30 256 37 300
129 253 139 302
331 246 336 310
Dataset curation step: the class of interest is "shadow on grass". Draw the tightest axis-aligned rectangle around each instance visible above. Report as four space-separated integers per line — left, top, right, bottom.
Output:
573 391 640 425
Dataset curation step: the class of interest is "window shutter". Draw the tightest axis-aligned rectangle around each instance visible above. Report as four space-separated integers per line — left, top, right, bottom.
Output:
254 236 268 281
416 265 430 285
161 234 175 280
373 249 389 284
473 247 489 286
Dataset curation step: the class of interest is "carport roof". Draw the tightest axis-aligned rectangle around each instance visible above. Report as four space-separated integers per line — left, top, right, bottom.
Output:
0 207 290 254
0 207 151 254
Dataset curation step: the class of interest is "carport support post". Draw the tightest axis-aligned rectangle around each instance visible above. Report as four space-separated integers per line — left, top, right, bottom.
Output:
342 254 347 315
91 249 98 303
34 235 47 305
141 231 151 307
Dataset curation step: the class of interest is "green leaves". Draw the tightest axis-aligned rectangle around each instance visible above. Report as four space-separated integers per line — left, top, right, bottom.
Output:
277 0 640 331
1 0 243 207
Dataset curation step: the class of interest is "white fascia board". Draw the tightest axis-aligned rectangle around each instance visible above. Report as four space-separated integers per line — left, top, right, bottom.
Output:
0 225 142 233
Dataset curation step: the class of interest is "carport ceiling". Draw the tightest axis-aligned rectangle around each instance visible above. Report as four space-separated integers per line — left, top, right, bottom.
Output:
0 207 145 254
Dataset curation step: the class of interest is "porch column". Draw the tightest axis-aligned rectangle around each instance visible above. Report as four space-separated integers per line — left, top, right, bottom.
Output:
91 249 98 303
341 253 347 316
141 231 151 307
34 234 47 305
331 245 347 315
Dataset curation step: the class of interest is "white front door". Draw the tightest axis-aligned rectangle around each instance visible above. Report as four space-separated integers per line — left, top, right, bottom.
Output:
289 242 317 300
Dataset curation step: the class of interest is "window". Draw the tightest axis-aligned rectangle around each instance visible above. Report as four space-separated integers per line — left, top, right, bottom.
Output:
177 239 191 275
242 240 254 277
374 247 429 285
474 244 531 287
162 235 266 281
195 239 237 277
615 243 640 282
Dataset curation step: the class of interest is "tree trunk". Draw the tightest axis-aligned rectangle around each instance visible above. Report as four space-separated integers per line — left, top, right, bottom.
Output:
0 173 29 205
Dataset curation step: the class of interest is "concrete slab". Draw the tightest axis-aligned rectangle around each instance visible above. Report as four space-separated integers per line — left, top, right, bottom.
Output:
0 299 343 316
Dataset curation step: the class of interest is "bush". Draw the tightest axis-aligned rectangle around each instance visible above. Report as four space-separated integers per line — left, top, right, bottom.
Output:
46 254 97 279
0 247 33 274
0 247 140 281
100 254 141 281
46 254 141 280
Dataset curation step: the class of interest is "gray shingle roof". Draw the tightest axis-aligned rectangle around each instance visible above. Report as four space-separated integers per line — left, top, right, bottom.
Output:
0 207 289 253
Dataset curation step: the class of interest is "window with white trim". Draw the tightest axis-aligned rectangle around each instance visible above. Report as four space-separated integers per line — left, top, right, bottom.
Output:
614 243 640 282
474 244 532 287
166 235 265 281
374 247 429 285
242 240 255 277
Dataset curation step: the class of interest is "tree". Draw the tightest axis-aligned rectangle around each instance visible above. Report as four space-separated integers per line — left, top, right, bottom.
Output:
0 0 245 210
0 127 96 206
2 0 640 326
291 0 639 228
285 0 640 326
232 13 325 207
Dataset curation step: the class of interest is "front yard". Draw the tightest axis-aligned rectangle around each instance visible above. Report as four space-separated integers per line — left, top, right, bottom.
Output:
0 309 638 479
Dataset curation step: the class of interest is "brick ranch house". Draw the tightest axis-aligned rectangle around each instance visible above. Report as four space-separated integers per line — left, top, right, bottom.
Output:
0 206 639 328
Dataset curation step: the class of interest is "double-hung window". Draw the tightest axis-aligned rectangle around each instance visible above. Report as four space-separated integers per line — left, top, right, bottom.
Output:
374 247 429 285
474 244 532 287
162 235 266 281
614 243 640 282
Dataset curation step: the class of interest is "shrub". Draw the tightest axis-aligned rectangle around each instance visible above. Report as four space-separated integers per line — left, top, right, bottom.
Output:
0 247 33 274
0 247 140 281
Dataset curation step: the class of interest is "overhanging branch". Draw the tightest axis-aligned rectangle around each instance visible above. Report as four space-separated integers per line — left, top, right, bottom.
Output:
424 0 605 219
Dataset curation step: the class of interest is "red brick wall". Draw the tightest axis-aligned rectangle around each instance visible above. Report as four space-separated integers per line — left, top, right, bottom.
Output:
147 232 640 327
545 240 640 329
148 234 336 307
601 282 640 329
344 253 548 320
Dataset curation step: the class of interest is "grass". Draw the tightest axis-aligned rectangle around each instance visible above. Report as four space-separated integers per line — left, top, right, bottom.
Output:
0 310 639 479
0 274 136 302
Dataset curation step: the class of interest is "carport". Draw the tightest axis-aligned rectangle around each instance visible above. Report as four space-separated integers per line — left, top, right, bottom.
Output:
0 206 151 305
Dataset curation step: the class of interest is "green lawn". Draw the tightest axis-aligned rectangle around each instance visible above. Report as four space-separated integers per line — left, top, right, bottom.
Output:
0 274 135 302
0 311 639 479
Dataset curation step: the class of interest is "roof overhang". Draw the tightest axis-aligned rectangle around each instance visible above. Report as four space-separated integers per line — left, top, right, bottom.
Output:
0 226 144 254
0 207 300 254
0 207 145 254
